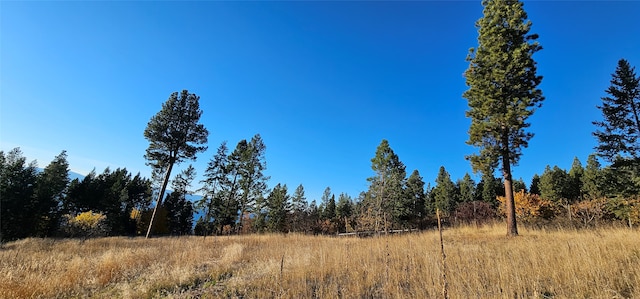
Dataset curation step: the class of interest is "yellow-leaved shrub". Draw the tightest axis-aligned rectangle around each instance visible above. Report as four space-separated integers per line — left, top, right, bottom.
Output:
497 190 557 222
62 211 107 239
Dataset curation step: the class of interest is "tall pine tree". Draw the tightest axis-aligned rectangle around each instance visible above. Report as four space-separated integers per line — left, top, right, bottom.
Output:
463 0 544 236
367 140 406 231
289 184 307 233
233 134 269 233
593 59 640 163
197 141 239 235
143 90 208 238
404 170 426 227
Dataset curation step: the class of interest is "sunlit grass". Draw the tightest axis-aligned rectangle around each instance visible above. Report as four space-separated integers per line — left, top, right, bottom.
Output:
1 224 638 298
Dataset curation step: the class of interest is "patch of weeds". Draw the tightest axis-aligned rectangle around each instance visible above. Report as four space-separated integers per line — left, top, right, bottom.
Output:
147 268 238 298
630 249 640 261
539 290 555 298
201 280 218 289
148 276 211 298
217 271 233 281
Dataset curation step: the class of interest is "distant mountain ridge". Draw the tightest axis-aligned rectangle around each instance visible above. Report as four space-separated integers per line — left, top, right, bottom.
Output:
68 171 85 182
35 168 86 182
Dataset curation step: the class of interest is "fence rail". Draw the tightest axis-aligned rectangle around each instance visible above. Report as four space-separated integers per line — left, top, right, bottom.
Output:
337 228 419 237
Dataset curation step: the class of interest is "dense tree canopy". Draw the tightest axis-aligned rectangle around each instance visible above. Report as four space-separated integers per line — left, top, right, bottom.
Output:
0 148 39 241
1 148 154 240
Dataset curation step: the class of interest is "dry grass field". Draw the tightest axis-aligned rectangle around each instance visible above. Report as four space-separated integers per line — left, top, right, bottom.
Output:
1 223 639 298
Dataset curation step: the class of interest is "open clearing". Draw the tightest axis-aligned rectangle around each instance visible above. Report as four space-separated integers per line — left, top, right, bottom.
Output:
1 224 639 298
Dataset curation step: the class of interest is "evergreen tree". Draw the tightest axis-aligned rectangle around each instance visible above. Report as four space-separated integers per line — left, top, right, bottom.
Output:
404 169 426 226
164 165 196 235
353 191 379 232
366 140 407 230
593 59 640 163
324 195 337 221
143 90 208 238
1 152 152 239
481 173 499 207
289 184 307 233
601 163 640 198
266 183 290 233
234 134 269 233
99 168 134 235
0 148 39 241
127 173 153 209
291 184 307 213
463 0 544 236
593 61 640 198
539 165 569 203
306 200 321 234
66 170 102 232
197 142 238 235
60 167 152 236
474 179 485 202
123 173 153 234
529 174 541 195
320 187 333 219
582 154 603 199
540 164 582 220
336 193 354 233
457 173 476 203
390 169 418 227
64 175 89 214
423 183 434 215
66 169 108 226
568 157 584 201
336 193 354 220
432 166 457 214
33 150 70 236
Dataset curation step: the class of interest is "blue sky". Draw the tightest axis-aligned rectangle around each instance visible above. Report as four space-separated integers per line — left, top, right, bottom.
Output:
2 1 639 203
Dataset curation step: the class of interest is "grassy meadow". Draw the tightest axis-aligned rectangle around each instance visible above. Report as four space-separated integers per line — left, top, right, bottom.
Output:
1 223 639 298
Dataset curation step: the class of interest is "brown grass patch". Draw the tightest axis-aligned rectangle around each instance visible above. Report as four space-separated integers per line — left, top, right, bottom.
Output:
1 224 638 298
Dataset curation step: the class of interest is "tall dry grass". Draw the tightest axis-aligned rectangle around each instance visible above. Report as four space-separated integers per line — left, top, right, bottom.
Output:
1 224 638 298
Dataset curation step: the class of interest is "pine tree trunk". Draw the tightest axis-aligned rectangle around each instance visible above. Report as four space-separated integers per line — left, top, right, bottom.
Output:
502 153 518 236
226 174 239 234
375 175 384 234
145 161 174 239
629 96 640 157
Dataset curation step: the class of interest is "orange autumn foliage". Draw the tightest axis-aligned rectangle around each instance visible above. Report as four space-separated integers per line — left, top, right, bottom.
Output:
497 190 557 222
571 198 608 226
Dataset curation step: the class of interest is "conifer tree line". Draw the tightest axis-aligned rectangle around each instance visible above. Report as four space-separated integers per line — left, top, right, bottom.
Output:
0 149 157 241
2 0 639 241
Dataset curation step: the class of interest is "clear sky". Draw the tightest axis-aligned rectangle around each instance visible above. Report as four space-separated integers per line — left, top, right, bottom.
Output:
1 1 639 203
